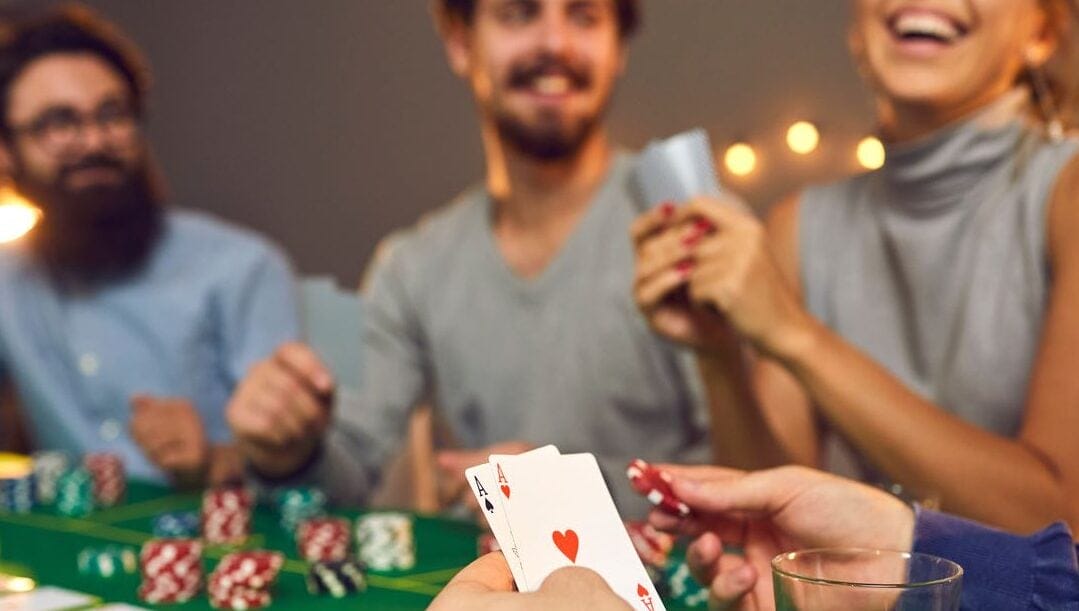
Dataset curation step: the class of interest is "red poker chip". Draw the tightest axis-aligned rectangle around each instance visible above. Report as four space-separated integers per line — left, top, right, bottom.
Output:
212 551 283 589
209 588 272 610
626 459 690 518
625 521 675 567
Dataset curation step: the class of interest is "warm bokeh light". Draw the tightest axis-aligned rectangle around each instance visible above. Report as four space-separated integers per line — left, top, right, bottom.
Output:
786 121 820 155
857 136 886 170
724 142 757 177
0 575 36 594
0 187 41 244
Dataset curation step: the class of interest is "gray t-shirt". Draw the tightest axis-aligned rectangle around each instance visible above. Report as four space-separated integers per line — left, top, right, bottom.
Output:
305 153 710 514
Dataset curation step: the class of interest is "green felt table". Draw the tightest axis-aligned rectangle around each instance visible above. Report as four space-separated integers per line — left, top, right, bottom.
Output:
0 481 696 610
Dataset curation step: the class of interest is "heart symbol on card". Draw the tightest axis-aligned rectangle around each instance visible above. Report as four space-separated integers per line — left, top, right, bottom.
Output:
551 529 579 563
500 485 511 499
637 583 649 597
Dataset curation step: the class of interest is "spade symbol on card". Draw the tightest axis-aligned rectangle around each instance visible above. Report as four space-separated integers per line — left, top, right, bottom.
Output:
552 529 579 563
484 498 495 514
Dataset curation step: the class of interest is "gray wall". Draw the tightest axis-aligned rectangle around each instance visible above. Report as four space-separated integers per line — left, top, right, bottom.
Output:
23 1 876 285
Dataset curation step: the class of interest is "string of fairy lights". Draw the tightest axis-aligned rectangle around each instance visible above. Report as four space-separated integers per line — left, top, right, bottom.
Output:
0 123 889 244
720 120 886 178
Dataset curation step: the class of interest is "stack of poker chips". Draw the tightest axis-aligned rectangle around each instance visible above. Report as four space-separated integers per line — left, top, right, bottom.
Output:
77 545 138 578
296 517 351 562
625 521 675 586
84 452 126 507
153 510 201 538
138 538 203 604
275 487 327 533
31 451 69 504
0 457 35 514
207 550 283 609
306 559 367 598
202 486 253 545
355 512 416 571
55 468 95 517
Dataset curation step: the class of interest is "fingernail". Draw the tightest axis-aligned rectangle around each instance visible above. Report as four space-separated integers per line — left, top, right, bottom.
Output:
659 202 675 219
695 218 715 233
682 230 701 248
676 260 694 277
734 565 755 588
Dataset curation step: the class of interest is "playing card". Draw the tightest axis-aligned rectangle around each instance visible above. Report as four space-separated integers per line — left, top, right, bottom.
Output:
634 128 723 208
495 452 665 611
465 444 559 590
0 586 97 611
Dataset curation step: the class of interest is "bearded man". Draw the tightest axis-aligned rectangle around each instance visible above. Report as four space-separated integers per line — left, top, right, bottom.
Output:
0 6 299 487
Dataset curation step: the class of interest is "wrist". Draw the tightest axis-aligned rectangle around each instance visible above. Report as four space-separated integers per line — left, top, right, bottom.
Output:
767 311 826 367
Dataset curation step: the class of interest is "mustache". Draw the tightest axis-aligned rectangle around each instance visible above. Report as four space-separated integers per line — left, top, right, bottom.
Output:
507 54 592 91
58 154 127 183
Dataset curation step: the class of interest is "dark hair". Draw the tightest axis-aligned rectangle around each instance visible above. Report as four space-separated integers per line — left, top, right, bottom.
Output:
0 3 151 138
438 0 640 39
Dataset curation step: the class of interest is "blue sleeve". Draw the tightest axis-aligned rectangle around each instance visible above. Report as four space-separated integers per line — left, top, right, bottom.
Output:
913 507 1079 609
219 243 301 387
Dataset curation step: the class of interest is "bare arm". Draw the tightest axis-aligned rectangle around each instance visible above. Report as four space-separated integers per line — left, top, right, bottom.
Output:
756 156 1079 532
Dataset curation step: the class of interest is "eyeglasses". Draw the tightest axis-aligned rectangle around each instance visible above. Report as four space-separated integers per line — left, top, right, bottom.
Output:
10 101 139 155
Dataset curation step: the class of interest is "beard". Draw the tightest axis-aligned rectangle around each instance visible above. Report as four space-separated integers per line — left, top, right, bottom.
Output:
16 153 165 283
493 52 610 161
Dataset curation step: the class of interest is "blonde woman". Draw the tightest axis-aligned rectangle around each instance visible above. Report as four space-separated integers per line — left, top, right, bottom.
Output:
633 0 1079 534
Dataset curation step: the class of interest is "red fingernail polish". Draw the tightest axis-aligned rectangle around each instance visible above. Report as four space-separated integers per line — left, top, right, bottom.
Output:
659 202 675 219
695 218 715 233
682 231 701 248
676 260 694 275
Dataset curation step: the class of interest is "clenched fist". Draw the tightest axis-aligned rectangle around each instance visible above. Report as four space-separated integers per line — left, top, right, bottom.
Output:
226 342 334 478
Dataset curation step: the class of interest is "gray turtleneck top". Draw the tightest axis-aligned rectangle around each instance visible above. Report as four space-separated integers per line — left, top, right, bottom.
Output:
798 97 1079 484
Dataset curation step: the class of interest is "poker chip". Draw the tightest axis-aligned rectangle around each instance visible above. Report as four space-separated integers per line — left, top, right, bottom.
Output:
202 486 253 545
476 533 501 557
153 510 201 538
275 487 327 533
355 512 415 571
84 452 126 507
0 473 34 514
306 559 367 598
626 459 690 518
664 558 709 608
207 550 283 609
138 538 203 604
77 545 137 578
296 517 351 562
625 520 675 569
31 451 69 505
55 468 94 517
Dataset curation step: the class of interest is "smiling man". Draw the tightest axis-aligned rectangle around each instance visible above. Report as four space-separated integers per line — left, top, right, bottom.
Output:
228 0 711 514
0 6 300 487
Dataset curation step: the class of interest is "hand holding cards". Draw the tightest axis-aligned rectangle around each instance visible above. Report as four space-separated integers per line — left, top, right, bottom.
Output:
464 446 666 611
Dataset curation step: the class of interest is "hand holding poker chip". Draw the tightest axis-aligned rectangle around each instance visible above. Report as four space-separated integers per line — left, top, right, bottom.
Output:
626 458 691 518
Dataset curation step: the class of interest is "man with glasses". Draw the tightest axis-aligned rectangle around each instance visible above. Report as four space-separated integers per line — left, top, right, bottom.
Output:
0 6 299 487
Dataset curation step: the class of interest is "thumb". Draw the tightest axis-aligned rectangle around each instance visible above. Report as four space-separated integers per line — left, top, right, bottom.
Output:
130 393 154 411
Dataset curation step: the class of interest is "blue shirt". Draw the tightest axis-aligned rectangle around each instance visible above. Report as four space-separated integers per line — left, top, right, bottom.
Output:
0 209 299 481
914 508 1079 609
